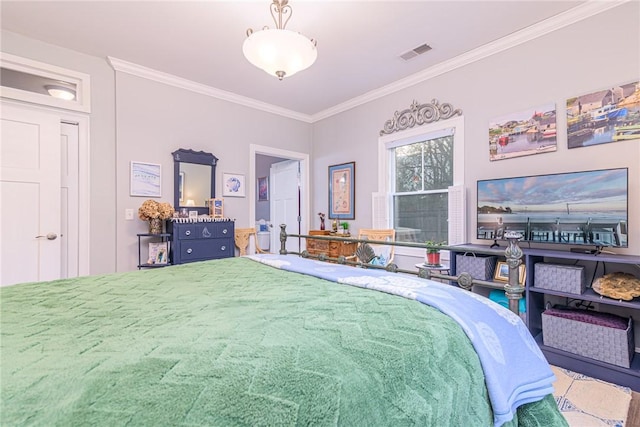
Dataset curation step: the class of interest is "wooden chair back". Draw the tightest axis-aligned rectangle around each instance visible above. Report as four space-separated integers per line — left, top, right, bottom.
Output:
234 227 268 256
357 229 396 264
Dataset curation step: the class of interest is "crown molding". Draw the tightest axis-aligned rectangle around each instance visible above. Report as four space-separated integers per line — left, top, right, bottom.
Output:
311 0 630 122
108 1 628 124
107 57 313 123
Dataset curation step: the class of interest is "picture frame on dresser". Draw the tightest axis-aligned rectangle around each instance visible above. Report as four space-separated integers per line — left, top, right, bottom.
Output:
208 198 224 219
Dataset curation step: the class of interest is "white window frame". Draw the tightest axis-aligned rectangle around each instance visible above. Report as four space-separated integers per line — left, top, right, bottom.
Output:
377 115 465 257
0 52 91 113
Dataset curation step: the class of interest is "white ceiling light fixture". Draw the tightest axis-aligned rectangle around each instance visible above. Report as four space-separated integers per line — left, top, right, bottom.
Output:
243 0 317 81
45 84 76 100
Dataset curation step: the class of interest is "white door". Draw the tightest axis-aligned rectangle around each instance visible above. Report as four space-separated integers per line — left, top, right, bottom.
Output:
60 122 79 278
270 160 301 253
1 104 61 286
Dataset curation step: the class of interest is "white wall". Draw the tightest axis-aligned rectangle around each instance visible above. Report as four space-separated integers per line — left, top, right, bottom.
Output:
115 73 312 271
312 3 640 264
1 30 117 274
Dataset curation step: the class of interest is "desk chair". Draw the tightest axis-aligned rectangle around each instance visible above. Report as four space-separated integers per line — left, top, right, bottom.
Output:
234 228 268 256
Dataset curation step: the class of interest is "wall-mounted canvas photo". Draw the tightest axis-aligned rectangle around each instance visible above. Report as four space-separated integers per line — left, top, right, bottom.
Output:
488 103 557 161
566 81 640 149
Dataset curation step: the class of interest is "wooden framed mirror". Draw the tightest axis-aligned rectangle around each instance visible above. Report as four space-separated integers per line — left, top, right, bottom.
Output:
172 149 217 215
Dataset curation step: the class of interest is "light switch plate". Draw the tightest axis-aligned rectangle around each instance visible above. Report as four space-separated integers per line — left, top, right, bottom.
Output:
125 209 134 220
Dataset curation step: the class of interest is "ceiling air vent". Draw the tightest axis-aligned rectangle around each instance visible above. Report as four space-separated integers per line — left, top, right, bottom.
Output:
400 43 432 61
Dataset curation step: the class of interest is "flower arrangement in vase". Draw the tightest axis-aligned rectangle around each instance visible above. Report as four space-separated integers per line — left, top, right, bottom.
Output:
138 200 175 234
425 240 446 266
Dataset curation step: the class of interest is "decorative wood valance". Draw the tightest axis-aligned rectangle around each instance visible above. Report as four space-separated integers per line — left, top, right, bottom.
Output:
380 99 463 136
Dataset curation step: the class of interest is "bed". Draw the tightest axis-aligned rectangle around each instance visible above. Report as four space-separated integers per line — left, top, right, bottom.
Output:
0 254 566 426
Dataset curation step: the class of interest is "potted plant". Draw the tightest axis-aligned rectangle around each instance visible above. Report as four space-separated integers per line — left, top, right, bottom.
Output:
425 240 445 266
340 221 350 235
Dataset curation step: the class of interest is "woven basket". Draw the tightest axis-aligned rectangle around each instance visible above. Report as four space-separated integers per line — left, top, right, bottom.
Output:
455 254 497 281
534 263 585 294
542 311 633 368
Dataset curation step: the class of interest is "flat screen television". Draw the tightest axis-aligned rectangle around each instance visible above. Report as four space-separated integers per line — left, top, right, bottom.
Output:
477 168 628 248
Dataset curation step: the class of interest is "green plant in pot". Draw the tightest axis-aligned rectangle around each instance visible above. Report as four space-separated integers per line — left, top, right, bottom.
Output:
340 221 350 234
425 240 446 266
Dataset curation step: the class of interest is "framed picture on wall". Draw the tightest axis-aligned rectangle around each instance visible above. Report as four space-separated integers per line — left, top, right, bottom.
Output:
130 161 161 197
328 161 355 219
257 176 268 201
222 173 246 197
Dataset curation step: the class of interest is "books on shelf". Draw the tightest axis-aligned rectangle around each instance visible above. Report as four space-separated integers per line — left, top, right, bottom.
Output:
148 241 169 265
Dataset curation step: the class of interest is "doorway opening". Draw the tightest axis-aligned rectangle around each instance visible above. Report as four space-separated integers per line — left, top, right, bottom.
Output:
249 144 310 255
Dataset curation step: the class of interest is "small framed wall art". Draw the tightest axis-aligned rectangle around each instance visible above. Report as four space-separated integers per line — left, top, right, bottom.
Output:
130 161 161 197
257 176 269 201
222 173 246 197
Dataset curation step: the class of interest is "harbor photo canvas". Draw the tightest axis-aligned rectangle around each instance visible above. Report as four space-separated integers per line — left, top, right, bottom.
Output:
566 80 640 148
488 103 557 161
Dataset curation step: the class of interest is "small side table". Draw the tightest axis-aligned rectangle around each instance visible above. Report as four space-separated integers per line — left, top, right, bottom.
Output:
415 263 450 282
137 233 172 269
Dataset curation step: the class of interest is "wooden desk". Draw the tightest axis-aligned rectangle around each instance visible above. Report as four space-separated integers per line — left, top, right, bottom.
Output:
306 230 358 258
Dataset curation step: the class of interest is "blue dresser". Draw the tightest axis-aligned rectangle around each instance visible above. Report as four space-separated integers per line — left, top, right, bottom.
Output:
169 220 234 264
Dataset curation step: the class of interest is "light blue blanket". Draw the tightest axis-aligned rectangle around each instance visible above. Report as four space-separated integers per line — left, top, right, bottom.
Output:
247 254 555 427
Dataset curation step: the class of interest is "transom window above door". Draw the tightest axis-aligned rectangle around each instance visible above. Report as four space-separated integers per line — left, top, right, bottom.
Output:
0 52 91 113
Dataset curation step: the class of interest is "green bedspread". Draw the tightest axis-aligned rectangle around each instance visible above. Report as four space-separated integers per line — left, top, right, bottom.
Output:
0 257 565 426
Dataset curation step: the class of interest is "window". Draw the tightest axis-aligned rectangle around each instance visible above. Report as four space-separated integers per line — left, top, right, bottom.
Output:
392 133 453 243
377 116 464 253
0 52 91 113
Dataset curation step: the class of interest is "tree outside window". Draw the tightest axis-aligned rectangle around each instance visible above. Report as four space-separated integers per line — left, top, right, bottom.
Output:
391 135 453 243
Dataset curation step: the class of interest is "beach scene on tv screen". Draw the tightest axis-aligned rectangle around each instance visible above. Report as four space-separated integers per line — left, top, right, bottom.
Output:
477 169 628 247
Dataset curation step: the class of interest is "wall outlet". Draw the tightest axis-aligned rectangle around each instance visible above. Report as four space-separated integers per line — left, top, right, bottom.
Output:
125 209 134 220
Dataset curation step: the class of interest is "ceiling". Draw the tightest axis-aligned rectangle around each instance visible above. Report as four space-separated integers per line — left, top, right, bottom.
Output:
1 1 605 119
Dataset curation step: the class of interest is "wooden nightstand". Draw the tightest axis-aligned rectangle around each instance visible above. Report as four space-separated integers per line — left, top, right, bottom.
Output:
306 230 358 259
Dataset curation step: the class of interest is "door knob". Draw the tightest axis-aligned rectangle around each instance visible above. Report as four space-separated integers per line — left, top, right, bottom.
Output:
35 233 58 240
